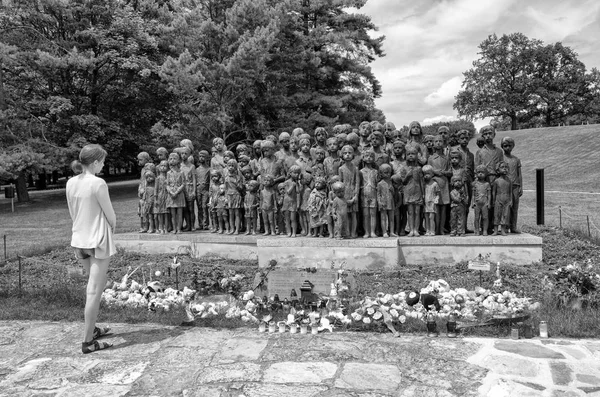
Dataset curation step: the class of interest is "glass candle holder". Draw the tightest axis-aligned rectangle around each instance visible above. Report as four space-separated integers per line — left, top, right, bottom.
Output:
258 323 266 333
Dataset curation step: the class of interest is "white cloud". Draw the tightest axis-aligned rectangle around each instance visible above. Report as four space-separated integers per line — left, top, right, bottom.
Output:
424 76 463 107
422 115 457 125
360 0 600 126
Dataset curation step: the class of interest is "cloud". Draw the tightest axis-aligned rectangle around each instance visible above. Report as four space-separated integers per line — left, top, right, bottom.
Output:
359 0 600 127
424 76 463 107
422 115 457 125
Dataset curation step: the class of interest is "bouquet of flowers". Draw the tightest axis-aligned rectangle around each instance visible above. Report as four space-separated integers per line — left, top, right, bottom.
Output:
547 260 600 307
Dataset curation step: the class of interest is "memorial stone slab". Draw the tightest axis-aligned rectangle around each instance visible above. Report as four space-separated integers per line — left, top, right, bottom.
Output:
259 269 356 300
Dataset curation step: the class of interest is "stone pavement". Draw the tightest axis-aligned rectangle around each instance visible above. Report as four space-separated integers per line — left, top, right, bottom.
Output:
0 321 599 396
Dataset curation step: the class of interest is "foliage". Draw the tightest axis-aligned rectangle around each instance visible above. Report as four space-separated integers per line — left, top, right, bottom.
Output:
0 0 385 195
546 261 600 307
158 0 385 146
0 0 175 200
455 33 599 131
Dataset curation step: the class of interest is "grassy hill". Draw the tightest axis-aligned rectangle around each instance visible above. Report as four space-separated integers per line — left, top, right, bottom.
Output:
468 124 600 192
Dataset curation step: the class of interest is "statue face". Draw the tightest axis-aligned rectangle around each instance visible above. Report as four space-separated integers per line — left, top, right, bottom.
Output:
393 144 404 159
315 130 327 143
369 134 382 147
410 124 421 136
168 153 180 167
290 169 300 180
316 150 325 162
327 139 338 153
380 166 391 179
359 123 371 137
450 155 461 166
262 146 274 158
458 134 469 147
498 162 508 175
363 151 374 164
476 170 486 180
406 150 417 162
280 137 290 149
227 162 236 174
453 179 463 189
300 140 310 153
315 179 326 190
481 129 495 143
433 136 444 150
214 139 224 151
211 173 220 183
424 171 432 181
439 130 448 143
341 147 354 162
198 153 207 164
334 187 345 199
501 141 514 154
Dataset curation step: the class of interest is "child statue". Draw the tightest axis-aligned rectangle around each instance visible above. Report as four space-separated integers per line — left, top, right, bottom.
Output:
208 170 222 233
422 165 440 236
428 135 451 235
258 140 286 187
500 137 522 234
210 137 227 173
475 125 504 234
455 129 474 232
345 132 363 168
449 175 469 237
360 149 378 238
166 152 185 234
214 184 229 234
244 180 260 235
326 175 341 239
137 152 153 233
311 127 328 161
407 121 428 166
391 140 407 236
377 163 396 238
307 176 328 237
472 165 491 236
141 171 156 233
369 131 390 167
296 137 314 175
331 181 348 240
338 145 360 238
156 147 168 162
357 121 372 154
492 161 512 236
298 172 313 236
154 160 169 234
280 165 301 237
224 159 243 234
402 145 424 237
179 146 196 232
195 150 211 230
260 174 278 236
311 147 326 180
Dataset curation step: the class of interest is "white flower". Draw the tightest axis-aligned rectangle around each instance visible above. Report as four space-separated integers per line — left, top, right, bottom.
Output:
372 311 383 320
398 315 406 324
362 317 371 324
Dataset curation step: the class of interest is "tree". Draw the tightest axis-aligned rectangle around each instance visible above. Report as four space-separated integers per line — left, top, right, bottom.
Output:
529 43 589 126
0 0 175 200
454 33 542 130
158 0 385 146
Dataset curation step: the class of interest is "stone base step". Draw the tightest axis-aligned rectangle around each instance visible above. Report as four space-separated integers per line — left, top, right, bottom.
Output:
114 231 542 269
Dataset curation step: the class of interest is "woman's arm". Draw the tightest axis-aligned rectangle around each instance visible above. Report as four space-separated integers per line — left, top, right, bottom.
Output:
96 180 116 230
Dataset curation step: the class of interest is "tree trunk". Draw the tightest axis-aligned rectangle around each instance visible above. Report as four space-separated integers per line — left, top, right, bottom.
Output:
36 172 47 190
510 116 518 130
16 171 30 202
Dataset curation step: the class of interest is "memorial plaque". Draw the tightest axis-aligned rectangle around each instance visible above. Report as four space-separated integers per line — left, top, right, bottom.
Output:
257 269 355 301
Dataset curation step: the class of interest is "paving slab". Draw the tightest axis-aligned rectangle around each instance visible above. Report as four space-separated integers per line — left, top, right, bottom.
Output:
0 320 598 397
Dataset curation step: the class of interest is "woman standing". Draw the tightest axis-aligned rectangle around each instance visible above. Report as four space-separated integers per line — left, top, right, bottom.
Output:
66 144 115 354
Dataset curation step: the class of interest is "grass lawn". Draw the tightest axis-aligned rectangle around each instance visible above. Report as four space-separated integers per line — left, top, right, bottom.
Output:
1 124 600 337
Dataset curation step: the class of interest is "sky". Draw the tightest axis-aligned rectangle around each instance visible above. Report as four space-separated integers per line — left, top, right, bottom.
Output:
358 0 600 130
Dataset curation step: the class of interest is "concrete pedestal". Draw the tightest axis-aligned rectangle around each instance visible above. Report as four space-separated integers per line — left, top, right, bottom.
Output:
114 232 542 268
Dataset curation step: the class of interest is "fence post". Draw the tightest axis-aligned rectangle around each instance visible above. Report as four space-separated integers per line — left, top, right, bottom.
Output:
587 215 591 237
559 206 562 228
18 256 22 293
536 169 544 225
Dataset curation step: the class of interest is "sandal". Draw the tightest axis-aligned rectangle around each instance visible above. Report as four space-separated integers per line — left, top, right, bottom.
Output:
82 340 112 354
93 326 112 340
